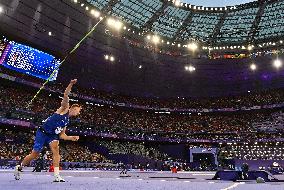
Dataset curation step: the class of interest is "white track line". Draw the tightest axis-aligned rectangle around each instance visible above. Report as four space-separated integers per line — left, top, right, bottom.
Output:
221 182 243 190
192 174 215 176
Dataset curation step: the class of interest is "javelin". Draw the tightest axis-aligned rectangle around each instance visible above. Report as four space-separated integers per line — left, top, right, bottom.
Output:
26 17 105 108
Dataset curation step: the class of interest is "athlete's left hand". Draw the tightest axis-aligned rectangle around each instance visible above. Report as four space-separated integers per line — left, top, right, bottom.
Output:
71 136 79 141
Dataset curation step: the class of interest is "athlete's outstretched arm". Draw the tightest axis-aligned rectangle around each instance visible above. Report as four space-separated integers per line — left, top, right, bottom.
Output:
56 79 77 114
59 127 79 141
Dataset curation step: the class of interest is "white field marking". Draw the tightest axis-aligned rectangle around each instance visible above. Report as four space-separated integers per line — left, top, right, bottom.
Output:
59 170 102 173
208 182 215 184
192 174 215 176
184 171 216 174
221 182 243 190
184 181 191 183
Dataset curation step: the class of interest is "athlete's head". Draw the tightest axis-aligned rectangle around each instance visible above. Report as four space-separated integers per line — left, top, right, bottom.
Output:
69 104 82 117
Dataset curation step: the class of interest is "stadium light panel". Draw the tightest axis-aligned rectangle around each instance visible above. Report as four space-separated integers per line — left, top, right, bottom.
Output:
188 43 198 51
174 0 181 7
250 63 257 71
107 18 123 31
0 6 3 13
185 65 196 72
274 59 282 68
110 56 115 62
152 35 160 44
115 20 123 30
91 10 100 18
107 18 115 26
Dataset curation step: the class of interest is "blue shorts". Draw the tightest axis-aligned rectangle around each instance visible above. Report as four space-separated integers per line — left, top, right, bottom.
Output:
33 129 59 152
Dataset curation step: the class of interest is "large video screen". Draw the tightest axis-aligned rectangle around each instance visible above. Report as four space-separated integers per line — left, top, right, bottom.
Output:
0 37 60 81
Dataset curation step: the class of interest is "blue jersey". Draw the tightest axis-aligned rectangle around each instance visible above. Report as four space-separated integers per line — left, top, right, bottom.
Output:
42 112 69 135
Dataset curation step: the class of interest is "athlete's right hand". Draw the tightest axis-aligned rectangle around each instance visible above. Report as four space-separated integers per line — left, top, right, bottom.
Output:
70 79 77 85
71 136 79 141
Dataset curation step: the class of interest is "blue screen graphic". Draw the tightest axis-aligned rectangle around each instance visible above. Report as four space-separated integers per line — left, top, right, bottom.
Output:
0 40 60 81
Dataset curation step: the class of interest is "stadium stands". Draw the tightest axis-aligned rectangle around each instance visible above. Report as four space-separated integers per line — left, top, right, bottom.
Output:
0 77 283 140
222 142 284 160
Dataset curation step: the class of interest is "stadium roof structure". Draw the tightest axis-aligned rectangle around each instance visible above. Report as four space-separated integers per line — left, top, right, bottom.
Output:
85 0 284 47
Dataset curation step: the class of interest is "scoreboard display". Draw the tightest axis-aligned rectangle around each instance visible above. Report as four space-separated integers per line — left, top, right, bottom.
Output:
0 36 60 81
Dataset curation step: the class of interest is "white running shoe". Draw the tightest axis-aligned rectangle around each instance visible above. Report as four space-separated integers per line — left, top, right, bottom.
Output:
14 165 22 180
54 175 65 182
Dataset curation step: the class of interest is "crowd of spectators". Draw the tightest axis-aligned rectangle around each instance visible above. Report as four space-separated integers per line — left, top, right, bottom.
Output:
219 142 284 160
97 140 169 161
0 127 173 168
0 141 31 161
79 104 275 133
59 142 110 163
2 68 284 110
0 128 108 163
56 83 284 110
0 79 283 138
1 75 284 162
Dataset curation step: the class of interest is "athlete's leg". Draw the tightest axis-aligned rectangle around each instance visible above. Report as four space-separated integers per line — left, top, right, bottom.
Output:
22 130 46 166
50 140 60 168
15 130 45 180
21 150 40 166
50 140 65 182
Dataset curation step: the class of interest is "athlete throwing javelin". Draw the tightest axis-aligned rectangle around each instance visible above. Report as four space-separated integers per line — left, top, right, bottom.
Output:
15 79 82 182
